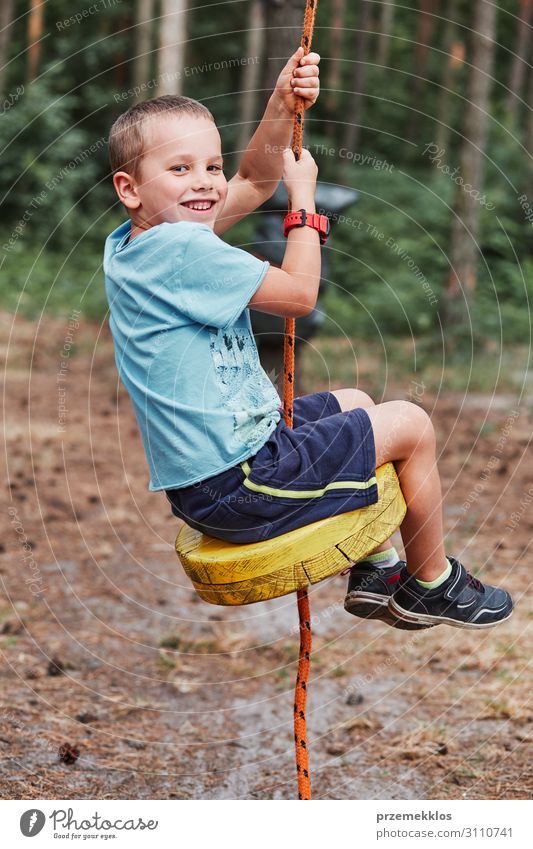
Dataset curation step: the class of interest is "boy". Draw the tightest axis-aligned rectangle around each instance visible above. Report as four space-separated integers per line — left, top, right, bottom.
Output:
103 49 513 630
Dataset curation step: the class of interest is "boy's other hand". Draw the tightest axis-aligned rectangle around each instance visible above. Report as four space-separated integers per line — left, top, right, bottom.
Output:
282 148 318 206
273 46 320 116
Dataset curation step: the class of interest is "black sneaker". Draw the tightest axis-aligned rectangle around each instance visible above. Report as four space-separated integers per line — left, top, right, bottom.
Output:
388 556 514 629
343 561 435 630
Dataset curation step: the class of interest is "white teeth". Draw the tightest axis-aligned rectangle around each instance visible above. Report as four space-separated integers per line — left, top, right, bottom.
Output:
184 201 213 210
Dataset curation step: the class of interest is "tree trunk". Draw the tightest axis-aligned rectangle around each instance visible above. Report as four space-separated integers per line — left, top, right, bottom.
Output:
262 0 307 112
27 0 44 82
435 0 463 152
134 0 155 102
444 0 497 333
157 0 187 95
377 0 395 67
405 0 440 141
324 0 346 142
235 0 265 166
341 0 372 154
525 58 533 198
413 0 440 95
506 0 532 123
0 0 14 96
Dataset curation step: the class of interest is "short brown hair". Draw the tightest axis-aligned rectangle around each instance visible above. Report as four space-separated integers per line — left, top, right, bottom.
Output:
108 95 215 182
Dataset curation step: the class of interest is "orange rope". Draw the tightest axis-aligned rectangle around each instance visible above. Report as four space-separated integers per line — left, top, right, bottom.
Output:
285 0 319 803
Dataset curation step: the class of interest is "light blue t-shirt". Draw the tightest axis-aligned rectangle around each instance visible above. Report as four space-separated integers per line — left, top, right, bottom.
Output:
103 219 281 490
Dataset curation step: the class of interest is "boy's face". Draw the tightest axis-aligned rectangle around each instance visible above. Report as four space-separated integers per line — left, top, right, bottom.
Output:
114 113 227 230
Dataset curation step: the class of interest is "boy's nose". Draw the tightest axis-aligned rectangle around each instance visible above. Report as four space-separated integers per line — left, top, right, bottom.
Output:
192 170 213 190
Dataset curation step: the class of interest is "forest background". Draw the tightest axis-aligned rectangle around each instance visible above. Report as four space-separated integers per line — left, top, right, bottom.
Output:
1 1 532 355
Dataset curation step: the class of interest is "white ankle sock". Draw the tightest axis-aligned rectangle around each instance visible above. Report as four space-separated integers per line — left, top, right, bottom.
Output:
415 557 453 588
359 546 399 570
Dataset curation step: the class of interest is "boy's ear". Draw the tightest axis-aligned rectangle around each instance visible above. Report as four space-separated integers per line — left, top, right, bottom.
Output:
112 171 141 210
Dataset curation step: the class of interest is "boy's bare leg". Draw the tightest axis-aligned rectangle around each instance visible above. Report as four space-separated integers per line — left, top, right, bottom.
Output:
333 389 513 629
331 390 446 582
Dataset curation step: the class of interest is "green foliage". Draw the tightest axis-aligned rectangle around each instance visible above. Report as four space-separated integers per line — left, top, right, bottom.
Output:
1 0 531 345
321 166 450 338
1 75 100 249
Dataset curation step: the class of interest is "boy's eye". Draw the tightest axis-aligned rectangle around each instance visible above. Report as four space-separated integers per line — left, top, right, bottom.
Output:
170 164 223 173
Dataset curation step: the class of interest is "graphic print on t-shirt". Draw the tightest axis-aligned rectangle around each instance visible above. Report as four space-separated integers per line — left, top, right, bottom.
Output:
209 327 280 450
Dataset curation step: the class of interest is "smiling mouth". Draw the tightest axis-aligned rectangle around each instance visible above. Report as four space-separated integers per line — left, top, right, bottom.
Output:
181 200 216 212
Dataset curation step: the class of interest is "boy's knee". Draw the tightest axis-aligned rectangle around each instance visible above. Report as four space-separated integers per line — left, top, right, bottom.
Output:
390 400 435 453
403 401 435 452
333 388 375 411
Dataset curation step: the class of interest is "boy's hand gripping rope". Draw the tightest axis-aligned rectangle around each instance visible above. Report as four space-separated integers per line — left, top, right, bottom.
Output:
285 0 318 802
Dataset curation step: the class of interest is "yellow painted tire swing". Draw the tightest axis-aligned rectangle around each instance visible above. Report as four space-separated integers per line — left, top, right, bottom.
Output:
178 462 405 607
175 0 407 798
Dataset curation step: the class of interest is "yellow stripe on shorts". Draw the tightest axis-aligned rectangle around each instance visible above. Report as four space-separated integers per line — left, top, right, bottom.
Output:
240 460 377 500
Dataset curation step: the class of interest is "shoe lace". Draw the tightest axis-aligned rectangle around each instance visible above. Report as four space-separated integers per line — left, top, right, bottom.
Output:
466 572 484 593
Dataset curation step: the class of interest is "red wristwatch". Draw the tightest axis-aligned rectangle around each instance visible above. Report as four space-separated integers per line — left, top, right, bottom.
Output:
283 209 330 245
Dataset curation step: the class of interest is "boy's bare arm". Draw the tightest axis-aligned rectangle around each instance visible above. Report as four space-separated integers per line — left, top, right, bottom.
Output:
249 148 320 318
248 214 320 318
214 47 320 236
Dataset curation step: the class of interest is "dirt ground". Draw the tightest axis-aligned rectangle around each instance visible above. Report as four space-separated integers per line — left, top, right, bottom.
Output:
1 310 532 800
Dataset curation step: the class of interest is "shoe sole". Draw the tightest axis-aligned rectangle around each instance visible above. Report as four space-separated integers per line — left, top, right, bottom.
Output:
388 597 514 629
344 592 434 631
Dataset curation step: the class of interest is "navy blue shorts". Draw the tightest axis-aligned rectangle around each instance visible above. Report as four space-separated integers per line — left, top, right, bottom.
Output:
166 391 378 544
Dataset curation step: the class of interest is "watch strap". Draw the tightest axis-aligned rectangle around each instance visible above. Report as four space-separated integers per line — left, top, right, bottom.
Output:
283 209 330 244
